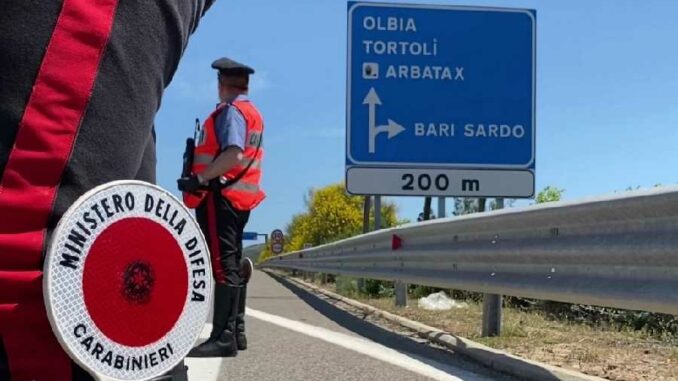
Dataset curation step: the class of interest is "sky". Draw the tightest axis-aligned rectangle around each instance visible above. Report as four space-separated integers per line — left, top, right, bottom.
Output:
154 0 678 246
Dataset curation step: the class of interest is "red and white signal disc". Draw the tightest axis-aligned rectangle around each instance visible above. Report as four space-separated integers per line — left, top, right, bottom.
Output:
44 181 212 380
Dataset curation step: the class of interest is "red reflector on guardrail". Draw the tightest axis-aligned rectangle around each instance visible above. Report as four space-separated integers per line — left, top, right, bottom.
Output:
392 235 402 251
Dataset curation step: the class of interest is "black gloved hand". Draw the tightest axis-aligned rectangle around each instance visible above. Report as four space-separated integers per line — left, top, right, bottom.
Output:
177 175 202 194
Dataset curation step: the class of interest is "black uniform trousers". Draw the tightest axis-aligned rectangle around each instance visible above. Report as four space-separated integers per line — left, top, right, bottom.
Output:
196 192 250 287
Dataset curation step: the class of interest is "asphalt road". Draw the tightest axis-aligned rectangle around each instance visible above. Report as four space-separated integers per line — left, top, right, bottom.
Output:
187 270 519 381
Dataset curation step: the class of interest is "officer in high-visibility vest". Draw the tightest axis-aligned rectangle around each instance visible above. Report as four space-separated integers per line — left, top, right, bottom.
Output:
178 57 265 357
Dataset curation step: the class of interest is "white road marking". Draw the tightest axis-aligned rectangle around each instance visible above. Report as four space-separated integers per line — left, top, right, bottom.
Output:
185 325 222 381
246 308 495 381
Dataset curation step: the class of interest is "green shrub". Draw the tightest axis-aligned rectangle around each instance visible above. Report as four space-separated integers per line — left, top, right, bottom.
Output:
335 275 358 297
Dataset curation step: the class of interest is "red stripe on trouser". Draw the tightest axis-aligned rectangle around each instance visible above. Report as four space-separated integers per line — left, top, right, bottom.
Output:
0 1 119 380
206 193 226 283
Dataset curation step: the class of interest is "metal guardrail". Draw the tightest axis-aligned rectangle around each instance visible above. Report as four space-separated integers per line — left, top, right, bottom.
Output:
260 187 678 316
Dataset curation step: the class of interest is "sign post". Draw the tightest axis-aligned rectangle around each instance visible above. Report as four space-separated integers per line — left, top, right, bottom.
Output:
482 198 504 337
346 2 536 198
438 197 446 219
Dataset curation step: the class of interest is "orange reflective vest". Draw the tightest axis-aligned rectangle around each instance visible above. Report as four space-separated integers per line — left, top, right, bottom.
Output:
183 99 265 211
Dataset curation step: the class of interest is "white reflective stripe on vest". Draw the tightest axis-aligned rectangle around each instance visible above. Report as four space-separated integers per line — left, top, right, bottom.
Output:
240 158 261 169
194 153 215 165
229 182 260 193
219 177 260 193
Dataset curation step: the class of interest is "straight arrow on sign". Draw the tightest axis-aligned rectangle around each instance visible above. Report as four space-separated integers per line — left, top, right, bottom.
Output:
364 87 405 154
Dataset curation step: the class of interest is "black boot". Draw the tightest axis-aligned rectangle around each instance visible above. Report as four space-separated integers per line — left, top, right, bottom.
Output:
235 284 247 350
187 284 240 358
150 360 188 380
209 283 230 341
236 257 253 350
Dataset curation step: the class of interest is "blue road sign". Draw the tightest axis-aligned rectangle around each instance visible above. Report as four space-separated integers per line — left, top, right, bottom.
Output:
346 2 536 197
243 232 259 241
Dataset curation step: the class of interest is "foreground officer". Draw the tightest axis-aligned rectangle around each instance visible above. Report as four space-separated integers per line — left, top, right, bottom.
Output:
178 57 265 357
0 2 214 380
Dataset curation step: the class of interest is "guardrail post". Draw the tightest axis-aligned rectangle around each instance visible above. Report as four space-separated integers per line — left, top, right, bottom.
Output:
482 198 503 337
395 281 407 307
482 294 502 337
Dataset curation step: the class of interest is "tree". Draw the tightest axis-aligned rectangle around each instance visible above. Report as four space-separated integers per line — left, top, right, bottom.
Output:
535 186 565 204
453 198 480 216
257 183 402 263
257 243 274 264
417 212 436 222
284 183 401 252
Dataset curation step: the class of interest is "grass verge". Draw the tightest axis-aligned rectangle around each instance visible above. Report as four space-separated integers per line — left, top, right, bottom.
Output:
299 274 678 381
